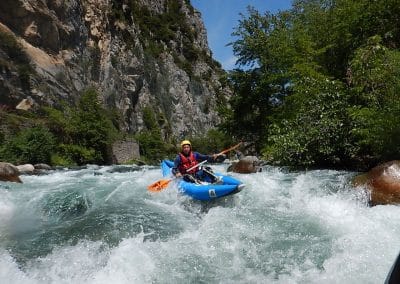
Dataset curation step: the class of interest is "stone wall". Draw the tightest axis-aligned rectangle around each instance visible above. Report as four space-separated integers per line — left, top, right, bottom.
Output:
111 138 140 164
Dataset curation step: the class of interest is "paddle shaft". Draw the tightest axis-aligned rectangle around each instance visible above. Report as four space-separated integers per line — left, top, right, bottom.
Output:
215 142 242 156
186 159 207 172
181 142 242 173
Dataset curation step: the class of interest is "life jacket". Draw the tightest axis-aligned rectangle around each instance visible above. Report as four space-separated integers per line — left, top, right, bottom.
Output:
178 152 198 174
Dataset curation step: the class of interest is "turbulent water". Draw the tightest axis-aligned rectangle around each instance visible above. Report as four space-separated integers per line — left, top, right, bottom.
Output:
1 163 400 283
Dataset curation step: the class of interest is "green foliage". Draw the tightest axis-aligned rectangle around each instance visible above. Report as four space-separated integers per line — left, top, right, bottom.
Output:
189 129 234 157
0 88 119 167
56 144 97 166
264 75 350 168
69 88 118 164
42 106 72 141
42 88 118 165
346 37 400 164
142 106 158 130
348 36 400 107
50 153 74 167
222 0 400 169
0 126 55 165
1 89 118 166
221 69 270 150
135 106 174 164
135 131 168 163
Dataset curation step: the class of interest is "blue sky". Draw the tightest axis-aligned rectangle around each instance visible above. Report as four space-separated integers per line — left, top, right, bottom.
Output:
191 0 293 70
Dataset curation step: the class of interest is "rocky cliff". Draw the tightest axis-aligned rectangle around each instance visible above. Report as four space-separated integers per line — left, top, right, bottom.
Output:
0 0 230 139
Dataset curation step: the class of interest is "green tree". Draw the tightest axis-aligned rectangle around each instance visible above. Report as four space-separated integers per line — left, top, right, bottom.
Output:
347 36 400 166
221 0 400 170
70 88 118 164
135 106 171 163
265 73 350 168
0 126 55 164
43 88 118 165
189 129 234 156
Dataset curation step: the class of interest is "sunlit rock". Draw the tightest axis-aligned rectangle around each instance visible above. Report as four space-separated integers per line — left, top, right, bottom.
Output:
227 156 262 174
15 97 34 110
34 163 52 170
17 164 35 174
353 160 400 205
0 162 22 183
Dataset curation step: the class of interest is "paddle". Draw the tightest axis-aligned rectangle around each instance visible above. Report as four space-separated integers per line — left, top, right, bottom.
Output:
147 142 242 192
214 142 242 158
186 159 208 172
147 160 207 192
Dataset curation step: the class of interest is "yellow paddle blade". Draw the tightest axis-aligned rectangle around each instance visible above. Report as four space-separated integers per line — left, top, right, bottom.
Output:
147 179 172 192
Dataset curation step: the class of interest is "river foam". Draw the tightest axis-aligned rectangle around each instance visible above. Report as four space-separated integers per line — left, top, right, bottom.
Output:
0 164 399 283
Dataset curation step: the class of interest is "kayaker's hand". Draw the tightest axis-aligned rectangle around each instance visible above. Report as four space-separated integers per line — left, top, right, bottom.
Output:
175 172 182 178
212 154 218 160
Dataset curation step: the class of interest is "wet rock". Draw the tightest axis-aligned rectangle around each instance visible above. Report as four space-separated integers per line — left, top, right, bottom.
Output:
34 163 52 170
107 165 141 173
0 162 22 183
353 160 400 205
33 163 53 175
227 156 262 174
16 164 35 174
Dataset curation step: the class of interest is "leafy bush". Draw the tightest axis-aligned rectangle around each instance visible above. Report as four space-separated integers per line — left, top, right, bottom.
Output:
222 1 400 169
347 36 400 165
188 129 234 157
0 126 55 164
264 74 349 168
42 88 118 165
56 144 97 166
134 106 173 163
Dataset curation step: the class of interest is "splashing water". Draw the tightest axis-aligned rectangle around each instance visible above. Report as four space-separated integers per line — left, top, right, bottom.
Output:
0 164 399 283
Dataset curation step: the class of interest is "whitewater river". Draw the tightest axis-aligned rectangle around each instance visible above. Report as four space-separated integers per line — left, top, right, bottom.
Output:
1 163 400 283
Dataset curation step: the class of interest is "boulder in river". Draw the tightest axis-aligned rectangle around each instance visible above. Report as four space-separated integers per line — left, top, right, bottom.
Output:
0 162 22 183
227 156 262 174
353 160 400 205
34 163 52 170
16 164 35 174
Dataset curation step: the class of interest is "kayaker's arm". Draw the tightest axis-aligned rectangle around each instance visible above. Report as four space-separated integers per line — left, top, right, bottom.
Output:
172 155 183 177
194 152 215 162
194 152 225 163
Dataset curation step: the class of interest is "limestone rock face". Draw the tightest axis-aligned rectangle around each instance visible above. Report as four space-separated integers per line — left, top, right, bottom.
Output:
353 160 400 205
0 0 230 139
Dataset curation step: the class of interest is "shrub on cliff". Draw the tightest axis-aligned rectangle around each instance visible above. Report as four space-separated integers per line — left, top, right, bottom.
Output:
0 126 55 165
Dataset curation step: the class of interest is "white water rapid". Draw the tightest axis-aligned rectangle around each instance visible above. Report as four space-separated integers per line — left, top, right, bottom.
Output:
1 164 400 283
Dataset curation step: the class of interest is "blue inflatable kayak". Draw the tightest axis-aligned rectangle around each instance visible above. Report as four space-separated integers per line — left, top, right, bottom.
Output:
161 160 245 201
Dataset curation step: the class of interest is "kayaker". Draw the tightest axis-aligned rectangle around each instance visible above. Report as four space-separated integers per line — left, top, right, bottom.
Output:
172 140 221 183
